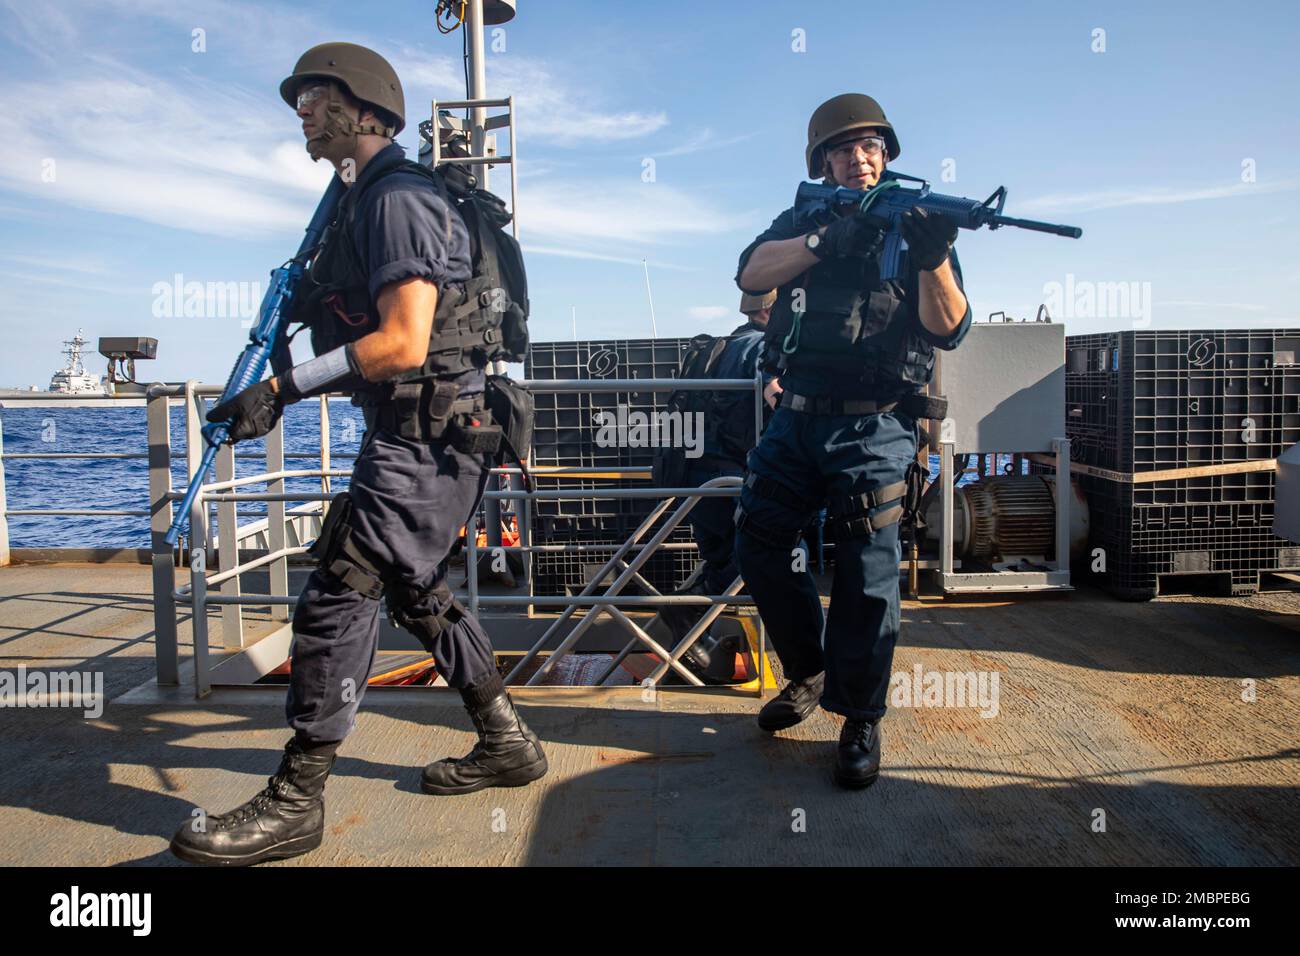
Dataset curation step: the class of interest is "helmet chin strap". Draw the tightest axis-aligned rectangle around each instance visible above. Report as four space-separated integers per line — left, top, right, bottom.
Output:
306 83 396 162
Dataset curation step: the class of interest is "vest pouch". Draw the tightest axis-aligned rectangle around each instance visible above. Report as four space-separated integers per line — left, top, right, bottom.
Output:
898 337 936 386
862 290 901 338
764 295 796 367
793 284 862 355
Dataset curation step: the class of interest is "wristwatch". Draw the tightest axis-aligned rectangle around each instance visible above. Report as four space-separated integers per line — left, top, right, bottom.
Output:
804 230 826 259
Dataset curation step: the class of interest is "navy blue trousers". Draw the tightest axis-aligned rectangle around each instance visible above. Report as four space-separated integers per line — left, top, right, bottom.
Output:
734 406 916 721
683 461 745 595
287 427 498 744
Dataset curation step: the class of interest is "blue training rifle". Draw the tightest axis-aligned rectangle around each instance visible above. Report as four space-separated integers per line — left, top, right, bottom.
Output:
164 176 348 548
794 173 1082 281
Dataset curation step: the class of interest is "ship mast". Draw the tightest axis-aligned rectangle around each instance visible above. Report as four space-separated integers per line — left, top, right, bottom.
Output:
61 330 88 377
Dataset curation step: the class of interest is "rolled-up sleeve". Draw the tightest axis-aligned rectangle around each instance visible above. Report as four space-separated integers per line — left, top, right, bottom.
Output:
913 246 972 350
735 207 799 293
358 184 472 302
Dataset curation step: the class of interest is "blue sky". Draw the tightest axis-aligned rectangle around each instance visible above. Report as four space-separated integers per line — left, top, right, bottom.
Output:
0 0 1296 386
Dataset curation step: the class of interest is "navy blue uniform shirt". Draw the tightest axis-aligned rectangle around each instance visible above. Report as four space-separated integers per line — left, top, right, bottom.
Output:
348 142 473 302
347 142 480 392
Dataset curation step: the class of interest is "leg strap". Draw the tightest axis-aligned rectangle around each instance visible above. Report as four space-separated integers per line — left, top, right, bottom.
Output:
330 538 385 600
309 493 385 600
735 504 803 551
744 472 814 512
824 479 909 542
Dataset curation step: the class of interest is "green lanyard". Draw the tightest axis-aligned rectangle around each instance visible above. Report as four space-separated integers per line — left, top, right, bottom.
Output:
783 179 901 356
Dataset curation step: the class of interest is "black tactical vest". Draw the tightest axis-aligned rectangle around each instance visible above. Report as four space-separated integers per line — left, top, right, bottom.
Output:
763 249 935 394
292 153 524 399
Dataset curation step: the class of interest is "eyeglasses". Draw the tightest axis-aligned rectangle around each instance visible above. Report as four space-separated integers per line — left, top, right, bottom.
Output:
295 85 330 110
827 135 886 161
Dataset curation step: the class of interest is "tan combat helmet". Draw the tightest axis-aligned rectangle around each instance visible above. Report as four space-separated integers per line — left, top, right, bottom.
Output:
805 93 901 178
281 42 405 159
740 290 777 314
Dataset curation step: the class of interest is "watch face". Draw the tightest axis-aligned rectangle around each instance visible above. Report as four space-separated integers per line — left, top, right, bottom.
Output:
806 233 820 250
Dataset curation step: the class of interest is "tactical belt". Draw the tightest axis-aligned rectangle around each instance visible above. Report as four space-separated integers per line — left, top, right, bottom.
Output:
359 380 490 443
780 390 949 420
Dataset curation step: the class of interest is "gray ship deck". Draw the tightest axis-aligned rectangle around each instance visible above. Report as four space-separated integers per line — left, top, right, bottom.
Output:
1 560 1297 866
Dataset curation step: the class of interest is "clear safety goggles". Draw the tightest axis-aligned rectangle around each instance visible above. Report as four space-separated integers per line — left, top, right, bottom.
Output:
826 135 886 161
295 84 332 110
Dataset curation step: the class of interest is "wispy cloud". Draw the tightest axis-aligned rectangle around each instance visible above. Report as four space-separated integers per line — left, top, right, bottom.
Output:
1019 179 1297 215
0 43 333 238
0 254 113 276
649 129 757 159
0 270 137 296
522 245 695 271
522 179 751 249
0 3 673 240
391 48 668 146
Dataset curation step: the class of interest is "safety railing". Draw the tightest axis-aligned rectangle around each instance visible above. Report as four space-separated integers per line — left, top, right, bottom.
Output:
149 373 767 698
0 389 351 566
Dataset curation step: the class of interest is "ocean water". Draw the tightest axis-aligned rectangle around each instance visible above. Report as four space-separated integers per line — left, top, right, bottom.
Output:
1 401 987 549
0 401 366 548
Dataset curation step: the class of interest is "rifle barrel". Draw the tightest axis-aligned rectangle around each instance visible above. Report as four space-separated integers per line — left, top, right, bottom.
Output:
991 214 1082 238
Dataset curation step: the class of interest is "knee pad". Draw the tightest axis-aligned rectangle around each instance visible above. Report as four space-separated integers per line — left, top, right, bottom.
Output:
386 579 467 651
825 478 908 542
309 492 384 599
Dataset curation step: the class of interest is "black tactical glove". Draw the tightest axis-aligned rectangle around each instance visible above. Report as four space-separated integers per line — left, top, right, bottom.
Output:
817 211 890 259
206 377 298 444
899 206 959 271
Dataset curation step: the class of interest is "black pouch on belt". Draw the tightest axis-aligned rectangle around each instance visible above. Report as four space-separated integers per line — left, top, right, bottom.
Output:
308 492 354 566
446 415 503 455
901 460 928 530
485 375 535 485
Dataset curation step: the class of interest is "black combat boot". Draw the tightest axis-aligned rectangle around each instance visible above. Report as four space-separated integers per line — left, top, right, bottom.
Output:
834 718 882 789
421 678 547 795
169 738 336 866
757 671 825 732
659 582 732 684
659 582 707 657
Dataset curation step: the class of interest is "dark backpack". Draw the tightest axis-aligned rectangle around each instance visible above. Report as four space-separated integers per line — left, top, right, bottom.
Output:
294 157 530 369
437 170 530 364
651 333 737 488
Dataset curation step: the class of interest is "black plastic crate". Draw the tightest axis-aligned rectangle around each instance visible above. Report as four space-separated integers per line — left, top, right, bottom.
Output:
525 338 693 469
1079 475 1300 598
1065 329 1300 505
531 536 698 597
